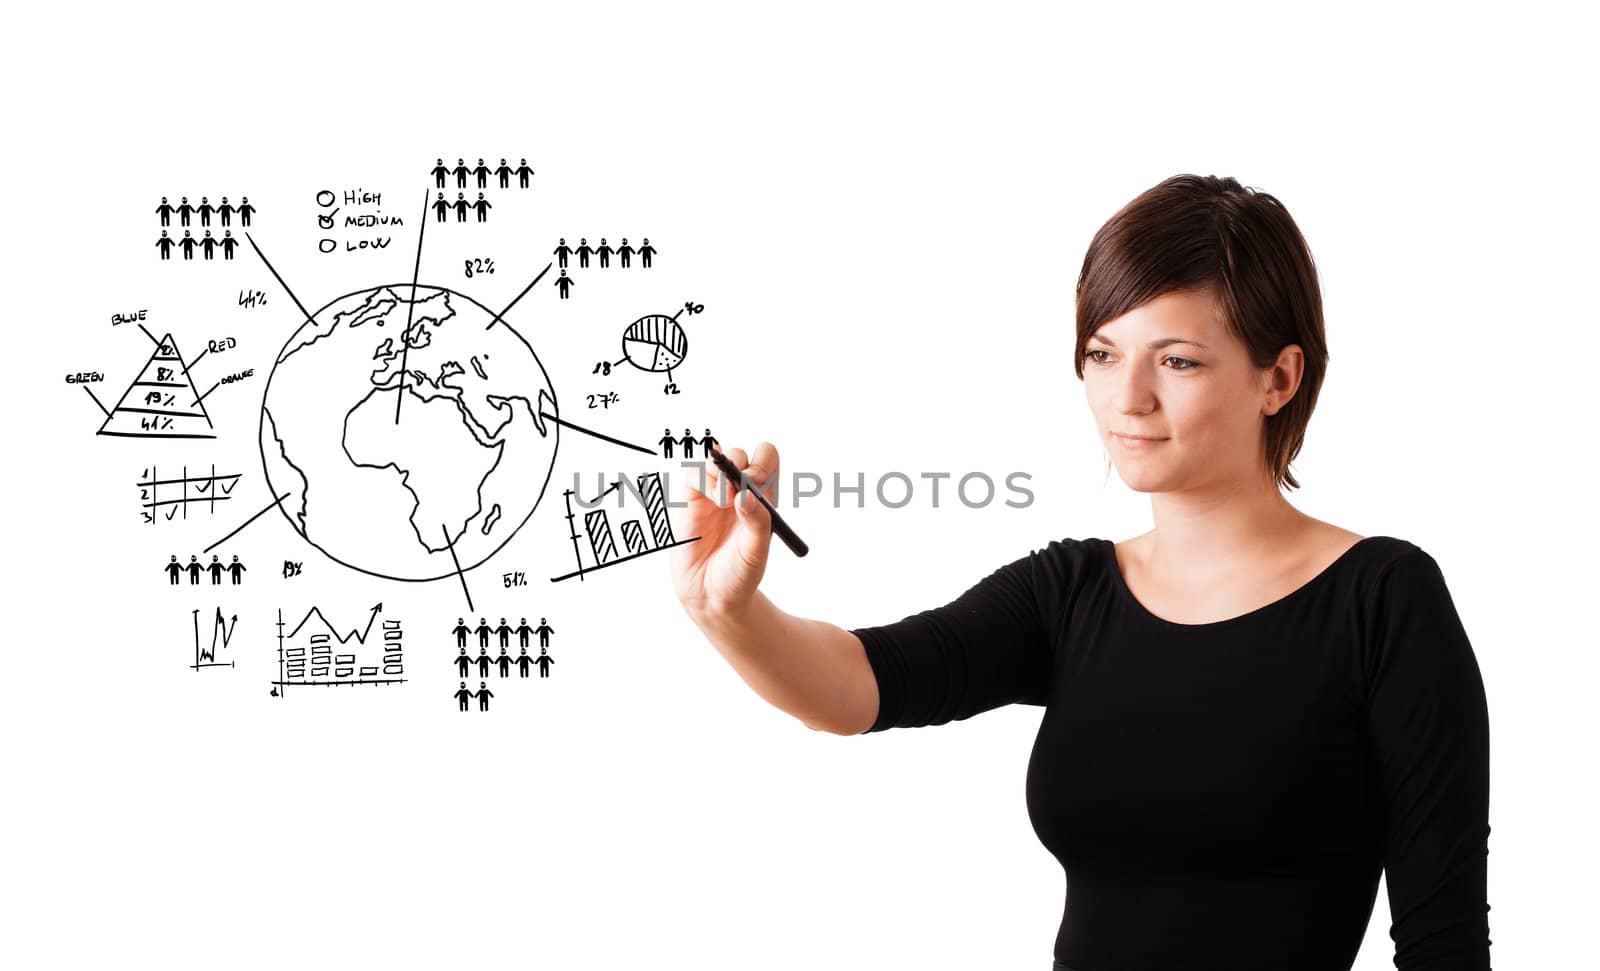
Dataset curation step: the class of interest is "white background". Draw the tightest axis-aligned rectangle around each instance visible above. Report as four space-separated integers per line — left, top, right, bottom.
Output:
4 2 1592 968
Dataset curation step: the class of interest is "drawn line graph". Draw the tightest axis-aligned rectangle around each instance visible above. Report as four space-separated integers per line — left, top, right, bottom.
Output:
191 608 238 670
273 604 405 696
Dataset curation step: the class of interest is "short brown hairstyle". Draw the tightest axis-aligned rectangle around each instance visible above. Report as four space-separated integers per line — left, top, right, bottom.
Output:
1074 174 1328 491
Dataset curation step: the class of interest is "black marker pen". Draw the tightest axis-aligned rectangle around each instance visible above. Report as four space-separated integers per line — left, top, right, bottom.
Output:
708 447 809 558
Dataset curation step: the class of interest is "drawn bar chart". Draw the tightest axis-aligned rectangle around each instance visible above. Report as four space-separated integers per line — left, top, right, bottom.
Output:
272 605 406 696
551 472 699 582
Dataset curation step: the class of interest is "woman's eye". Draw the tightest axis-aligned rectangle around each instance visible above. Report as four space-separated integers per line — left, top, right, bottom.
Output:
1083 350 1196 370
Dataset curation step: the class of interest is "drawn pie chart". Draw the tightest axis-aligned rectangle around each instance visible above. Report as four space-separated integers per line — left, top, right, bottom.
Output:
622 314 688 372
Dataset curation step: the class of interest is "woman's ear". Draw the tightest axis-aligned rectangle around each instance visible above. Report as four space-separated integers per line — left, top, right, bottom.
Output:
1263 344 1305 416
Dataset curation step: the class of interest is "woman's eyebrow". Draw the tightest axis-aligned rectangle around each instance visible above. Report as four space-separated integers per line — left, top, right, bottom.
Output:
1089 334 1211 351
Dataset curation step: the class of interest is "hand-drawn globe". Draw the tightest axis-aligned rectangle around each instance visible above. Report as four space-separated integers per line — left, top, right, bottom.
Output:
258 283 559 581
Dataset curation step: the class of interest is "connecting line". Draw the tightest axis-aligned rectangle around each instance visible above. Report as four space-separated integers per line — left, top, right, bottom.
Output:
246 233 320 334
191 379 222 407
204 491 291 553
441 524 474 611
82 385 111 418
484 263 553 330
537 410 657 456
137 322 161 346
394 188 432 424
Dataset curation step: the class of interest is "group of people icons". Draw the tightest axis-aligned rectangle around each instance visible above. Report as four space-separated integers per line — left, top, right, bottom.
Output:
454 644 555 680
157 229 239 260
661 428 718 459
452 615 556 712
456 681 497 711
432 192 494 223
550 238 657 299
454 616 555 650
156 195 255 228
553 237 655 270
156 195 254 261
431 158 534 190
165 553 247 584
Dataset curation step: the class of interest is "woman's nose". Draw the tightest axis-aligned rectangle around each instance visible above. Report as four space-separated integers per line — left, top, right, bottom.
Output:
1110 365 1157 413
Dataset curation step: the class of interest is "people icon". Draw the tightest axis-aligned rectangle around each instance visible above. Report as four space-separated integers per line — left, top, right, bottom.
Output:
456 680 473 711
597 238 613 268
639 238 656 268
555 268 574 299
227 554 246 583
198 196 215 227
515 617 534 648
433 191 450 222
200 230 218 260
554 238 572 269
679 427 697 459
432 158 449 188
453 192 469 222
207 554 225 584
495 157 513 188
177 196 195 227
453 158 469 188
236 197 255 227
186 554 203 584
517 647 533 677
218 197 235 226
515 158 534 188
495 617 512 649
496 647 512 678
472 192 492 222
453 617 470 647
166 554 183 584
156 196 175 226
178 229 197 260
534 617 555 649
618 238 634 268
476 680 494 711
476 646 491 678
156 230 175 260
456 647 472 678
700 428 718 455
576 237 593 268
475 617 491 648
473 158 490 189
535 646 555 678
659 426 676 458
221 230 238 260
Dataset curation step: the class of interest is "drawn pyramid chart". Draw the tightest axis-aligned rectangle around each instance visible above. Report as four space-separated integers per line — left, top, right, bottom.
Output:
98 332 216 439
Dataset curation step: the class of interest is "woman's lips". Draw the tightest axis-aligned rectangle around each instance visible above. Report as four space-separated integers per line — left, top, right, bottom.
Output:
1112 433 1167 449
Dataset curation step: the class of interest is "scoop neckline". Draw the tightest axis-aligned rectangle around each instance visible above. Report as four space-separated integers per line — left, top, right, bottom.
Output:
1096 535 1381 632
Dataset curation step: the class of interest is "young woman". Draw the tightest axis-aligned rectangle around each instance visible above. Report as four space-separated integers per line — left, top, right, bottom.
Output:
670 174 1492 971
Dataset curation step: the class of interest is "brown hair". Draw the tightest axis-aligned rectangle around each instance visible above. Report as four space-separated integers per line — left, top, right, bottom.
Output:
1074 174 1327 491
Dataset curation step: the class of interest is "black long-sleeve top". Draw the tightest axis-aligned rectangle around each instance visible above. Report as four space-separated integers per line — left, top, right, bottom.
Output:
850 536 1491 970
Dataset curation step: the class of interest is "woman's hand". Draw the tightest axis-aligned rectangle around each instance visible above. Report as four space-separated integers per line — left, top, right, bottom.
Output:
671 441 779 621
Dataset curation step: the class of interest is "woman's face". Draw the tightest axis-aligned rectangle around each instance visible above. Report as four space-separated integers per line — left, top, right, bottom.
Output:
1082 288 1292 495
